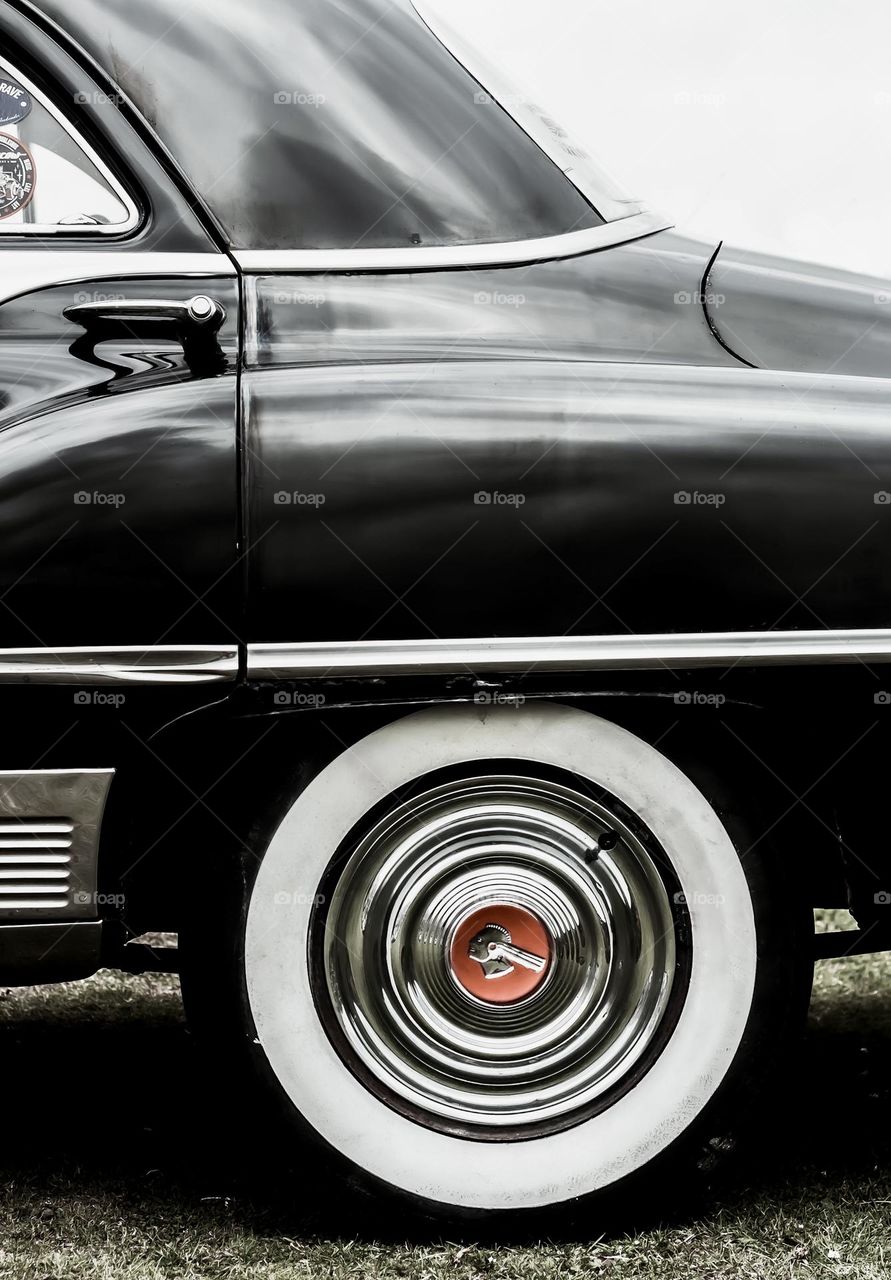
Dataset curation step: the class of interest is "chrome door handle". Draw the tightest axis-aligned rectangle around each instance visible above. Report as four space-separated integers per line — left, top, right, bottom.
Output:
63 293 226 331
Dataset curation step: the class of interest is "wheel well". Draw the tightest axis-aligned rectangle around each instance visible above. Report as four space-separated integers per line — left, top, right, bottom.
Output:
100 690 866 938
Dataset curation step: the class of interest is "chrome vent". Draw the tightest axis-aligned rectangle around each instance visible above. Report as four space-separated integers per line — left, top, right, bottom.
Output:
0 820 74 911
0 771 113 922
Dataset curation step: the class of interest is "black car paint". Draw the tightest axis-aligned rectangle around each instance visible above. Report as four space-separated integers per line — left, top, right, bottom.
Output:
245 348 891 643
242 227 891 643
0 277 239 646
708 241 891 377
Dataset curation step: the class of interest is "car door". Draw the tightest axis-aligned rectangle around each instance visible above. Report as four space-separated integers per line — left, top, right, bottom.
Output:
0 11 239 679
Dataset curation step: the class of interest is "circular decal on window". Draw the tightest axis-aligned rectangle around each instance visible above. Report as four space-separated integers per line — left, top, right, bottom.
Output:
0 133 35 220
0 78 32 127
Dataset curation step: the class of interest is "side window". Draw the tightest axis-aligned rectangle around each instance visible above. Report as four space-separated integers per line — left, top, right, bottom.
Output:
0 63 137 233
32 0 601 251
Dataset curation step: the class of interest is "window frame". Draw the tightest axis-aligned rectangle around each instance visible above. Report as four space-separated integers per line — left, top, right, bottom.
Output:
0 54 140 238
233 210 673 274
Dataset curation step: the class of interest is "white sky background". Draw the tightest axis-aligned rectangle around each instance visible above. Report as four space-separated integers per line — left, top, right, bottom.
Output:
435 0 891 279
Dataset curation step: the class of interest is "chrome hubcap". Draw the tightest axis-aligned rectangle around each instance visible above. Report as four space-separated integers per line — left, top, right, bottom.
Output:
315 770 684 1134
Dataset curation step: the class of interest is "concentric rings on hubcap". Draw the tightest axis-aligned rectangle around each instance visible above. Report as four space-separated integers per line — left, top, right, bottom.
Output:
312 768 688 1137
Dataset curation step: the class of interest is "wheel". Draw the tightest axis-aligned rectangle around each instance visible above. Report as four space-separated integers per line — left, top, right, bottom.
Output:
183 702 811 1225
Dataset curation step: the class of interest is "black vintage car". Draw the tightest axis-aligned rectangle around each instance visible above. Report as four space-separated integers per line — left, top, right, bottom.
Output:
0 0 889 1225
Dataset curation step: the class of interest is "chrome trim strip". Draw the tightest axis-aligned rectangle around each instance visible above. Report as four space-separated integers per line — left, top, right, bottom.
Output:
248 630 891 679
0 252 236 309
0 57 140 237
0 646 238 684
233 211 672 275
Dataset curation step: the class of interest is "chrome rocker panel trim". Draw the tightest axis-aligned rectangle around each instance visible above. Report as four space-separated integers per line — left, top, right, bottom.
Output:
248 629 891 679
0 646 238 684
234 211 672 275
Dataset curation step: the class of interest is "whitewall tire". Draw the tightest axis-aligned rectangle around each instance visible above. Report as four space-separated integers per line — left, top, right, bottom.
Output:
236 702 797 1218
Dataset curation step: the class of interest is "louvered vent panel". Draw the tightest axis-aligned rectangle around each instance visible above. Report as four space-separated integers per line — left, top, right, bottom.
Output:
0 819 73 910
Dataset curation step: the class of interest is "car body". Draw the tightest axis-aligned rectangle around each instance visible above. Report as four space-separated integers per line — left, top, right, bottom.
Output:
0 0 888 1224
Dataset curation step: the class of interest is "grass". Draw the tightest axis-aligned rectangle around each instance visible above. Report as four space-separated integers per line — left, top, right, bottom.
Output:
0 913 888 1279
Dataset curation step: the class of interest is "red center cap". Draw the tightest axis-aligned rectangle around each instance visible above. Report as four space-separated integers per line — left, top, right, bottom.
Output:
450 904 551 1004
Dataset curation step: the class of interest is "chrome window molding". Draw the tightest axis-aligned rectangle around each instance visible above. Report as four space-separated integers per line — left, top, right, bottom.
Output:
0 645 237 684
0 56 141 237
0 251 236 308
248 629 891 679
233 210 672 276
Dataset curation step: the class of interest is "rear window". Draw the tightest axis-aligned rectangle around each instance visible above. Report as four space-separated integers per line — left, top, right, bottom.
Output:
34 0 602 251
